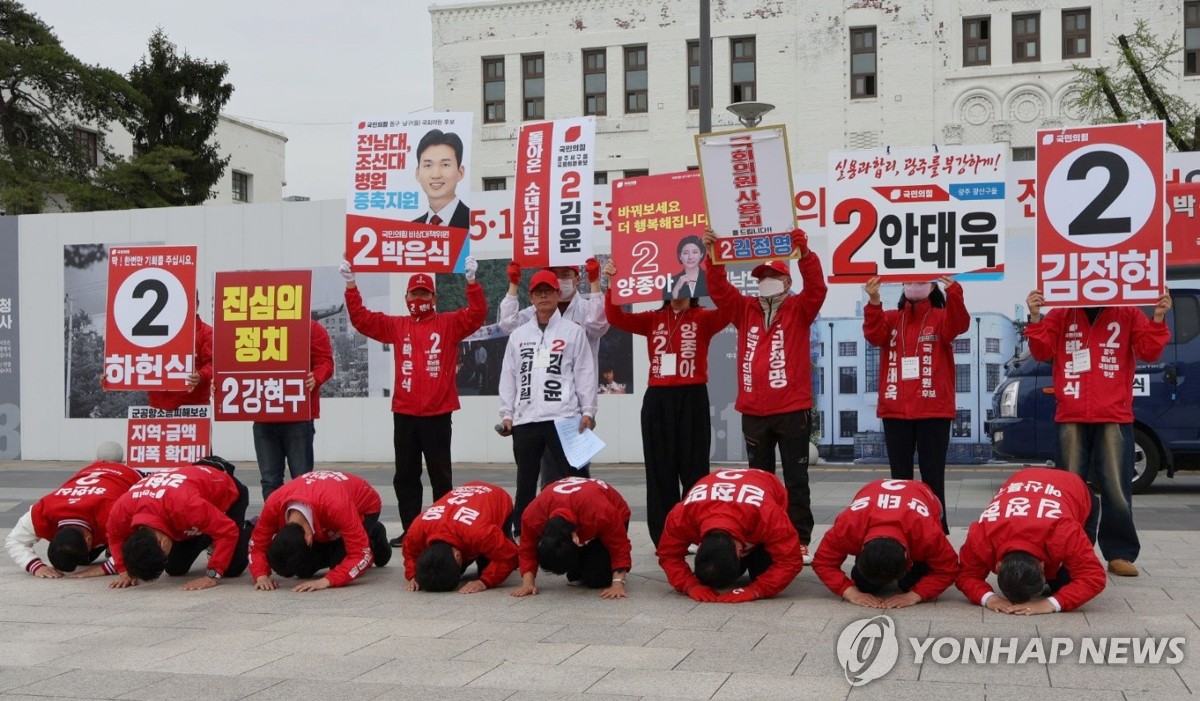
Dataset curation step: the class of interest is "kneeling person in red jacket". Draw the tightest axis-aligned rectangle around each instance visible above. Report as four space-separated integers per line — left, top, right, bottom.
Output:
512 477 632 599
249 470 391 593
814 479 958 609
404 482 518 594
658 469 803 603
957 467 1104 615
106 457 253 591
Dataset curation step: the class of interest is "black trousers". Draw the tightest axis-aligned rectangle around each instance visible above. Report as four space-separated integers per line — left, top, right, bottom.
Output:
511 420 589 537
851 561 932 594
742 410 813 545
642 385 712 546
882 418 952 533
165 477 252 578
461 509 516 581
305 513 390 576
394 413 454 534
741 545 773 583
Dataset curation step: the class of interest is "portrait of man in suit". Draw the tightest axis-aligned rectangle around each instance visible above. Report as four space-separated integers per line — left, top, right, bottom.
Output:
412 129 470 230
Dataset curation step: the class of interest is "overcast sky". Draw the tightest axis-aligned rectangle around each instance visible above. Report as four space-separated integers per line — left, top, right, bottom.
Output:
30 0 461 201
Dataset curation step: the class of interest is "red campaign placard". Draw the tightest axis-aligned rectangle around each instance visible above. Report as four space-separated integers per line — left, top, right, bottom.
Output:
213 270 312 422
126 405 211 470
346 214 470 273
513 117 596 267
103 245 197 391
1166 182 1200 270
514 121 554 267
610 171 709 303
1036 122 1165 307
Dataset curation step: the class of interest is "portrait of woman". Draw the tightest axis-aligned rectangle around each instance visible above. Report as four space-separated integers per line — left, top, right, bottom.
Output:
662 234 708 301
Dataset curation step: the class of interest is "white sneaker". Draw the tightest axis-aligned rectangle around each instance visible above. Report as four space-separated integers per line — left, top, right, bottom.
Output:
800 544 813 566
687 544 699 555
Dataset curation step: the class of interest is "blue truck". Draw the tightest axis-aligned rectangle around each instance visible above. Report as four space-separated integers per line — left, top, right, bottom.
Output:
988 286 1200 493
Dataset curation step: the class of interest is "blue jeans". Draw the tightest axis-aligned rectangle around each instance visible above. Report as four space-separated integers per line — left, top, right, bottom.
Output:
1056 422 1139 562
253 421 315 501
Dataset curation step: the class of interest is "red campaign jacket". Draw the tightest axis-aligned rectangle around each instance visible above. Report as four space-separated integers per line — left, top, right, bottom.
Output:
28 462 141 567
147 316 214 410
863 284 970 419
248 470 382 587
1026 307 1169 423
604 290 734 387
345 283 486 416
813 479 959 601
403 481 517 588
106 465 241 576
705 253 827 415
957 467 1105 611
657 468 803 599
307 320 335 420
518 477 632 576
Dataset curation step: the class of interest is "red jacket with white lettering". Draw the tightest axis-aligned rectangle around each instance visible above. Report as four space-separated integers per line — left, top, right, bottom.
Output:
24 462 141 573
147 315 213 410
402 481 517 589
1025 307 1169 423
862 283 970 419
345 283 486 416
248 470 381 587
705 253 827 415
657 468 803 599
604 290 734 387
105 465 241 576
813 479 959 601
957 467 1105 612
307 320 335 420
518 477 632 575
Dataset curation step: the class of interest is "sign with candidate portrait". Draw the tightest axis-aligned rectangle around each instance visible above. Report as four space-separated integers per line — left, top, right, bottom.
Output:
825 145 1006 284
345 113 473 274
213 270 312 422
1037 121 1165 307
610 171 709 303
696 125 796 265
103 246 197 391
513 116 596 267
126 405 211 470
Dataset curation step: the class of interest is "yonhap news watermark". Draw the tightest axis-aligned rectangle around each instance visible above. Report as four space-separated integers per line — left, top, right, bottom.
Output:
836 615 1187 687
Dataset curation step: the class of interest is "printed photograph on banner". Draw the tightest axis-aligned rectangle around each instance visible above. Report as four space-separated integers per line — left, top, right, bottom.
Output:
126 405 211 470
1036 121 1165 307
825 145 1006 285
1167 182 1200 278
513 116 596 268
610 171 709 303
0 217 19 459
696 125 796 265
65 243 166 419
213 270 314 422
103 245 198 393
309 266 389 398
436 256 634 397
345 113 473 274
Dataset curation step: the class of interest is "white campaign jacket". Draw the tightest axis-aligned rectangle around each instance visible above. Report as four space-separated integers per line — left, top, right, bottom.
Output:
499 291 609 361
499 311 598 426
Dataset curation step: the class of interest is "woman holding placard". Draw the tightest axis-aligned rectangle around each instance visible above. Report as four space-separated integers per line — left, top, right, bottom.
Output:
603 259 733 547
862 277 970 533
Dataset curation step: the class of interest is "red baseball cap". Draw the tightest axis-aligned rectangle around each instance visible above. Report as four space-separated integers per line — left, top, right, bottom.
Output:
529 270 561 291
543 265 580 274
408 273 435 293
751 260 791 279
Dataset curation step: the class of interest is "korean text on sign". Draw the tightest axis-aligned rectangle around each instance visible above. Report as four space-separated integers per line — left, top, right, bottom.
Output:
610 171 709 303
126 405 211 470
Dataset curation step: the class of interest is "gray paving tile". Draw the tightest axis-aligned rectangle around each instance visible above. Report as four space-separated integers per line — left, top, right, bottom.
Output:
981 685 1124 700
256 631 389 655
846 679 984 700
453 640 584 664
542 623 665 646
242 653 393 681
466 661 611 693
356 658 500 687
6 669 168 699
645 628 765 652
674 647 803 676
238 678 399 700
350 636 484 660
145 649 290 676
0 666 66 693
712 672 851 700
561 644 691 671
586 668 729 699
441 620 565 642
1047 661 1190 692
115 673 281 701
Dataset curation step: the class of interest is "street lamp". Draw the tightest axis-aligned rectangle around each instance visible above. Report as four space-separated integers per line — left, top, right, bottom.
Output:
727 101 775 128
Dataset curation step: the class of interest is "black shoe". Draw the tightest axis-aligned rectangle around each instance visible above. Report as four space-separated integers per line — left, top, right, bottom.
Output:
389 534 404 548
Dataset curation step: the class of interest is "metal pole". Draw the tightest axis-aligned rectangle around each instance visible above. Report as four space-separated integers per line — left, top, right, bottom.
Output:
976 317 982 448
65 295 73 417
699 0 712 134
828 321 835 449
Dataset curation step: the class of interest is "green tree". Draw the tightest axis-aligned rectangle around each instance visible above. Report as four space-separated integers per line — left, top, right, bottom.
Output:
0 0 143 213
1069 19 1199 151
124 28 233 205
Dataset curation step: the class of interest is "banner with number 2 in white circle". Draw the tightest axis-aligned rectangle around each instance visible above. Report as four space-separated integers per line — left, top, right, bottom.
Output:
103 246 198 391
1036 121 1165 307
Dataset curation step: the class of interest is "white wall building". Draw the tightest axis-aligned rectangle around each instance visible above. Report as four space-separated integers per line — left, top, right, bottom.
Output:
430 0 1200 187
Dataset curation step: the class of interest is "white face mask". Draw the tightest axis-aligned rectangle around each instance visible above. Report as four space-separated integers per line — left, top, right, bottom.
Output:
903 283 934 302
758 278 786 297
559 278 576 298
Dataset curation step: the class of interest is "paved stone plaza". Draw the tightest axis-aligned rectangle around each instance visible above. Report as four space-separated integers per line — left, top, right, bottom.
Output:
2 462 1200 700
